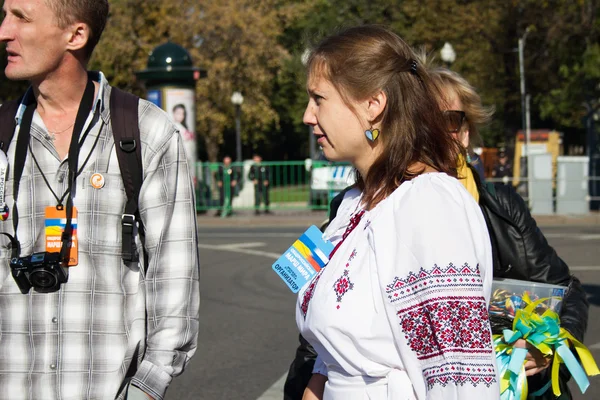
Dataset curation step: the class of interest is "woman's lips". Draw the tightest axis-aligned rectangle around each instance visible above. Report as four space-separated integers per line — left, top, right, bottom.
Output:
315 133 327 145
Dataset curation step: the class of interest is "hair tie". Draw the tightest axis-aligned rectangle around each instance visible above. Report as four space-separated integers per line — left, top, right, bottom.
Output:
409 59 418 76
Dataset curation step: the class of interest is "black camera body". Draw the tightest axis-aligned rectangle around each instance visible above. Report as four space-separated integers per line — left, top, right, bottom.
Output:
10 252 69 294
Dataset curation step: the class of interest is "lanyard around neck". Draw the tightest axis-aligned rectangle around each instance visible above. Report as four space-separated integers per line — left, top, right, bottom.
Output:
11 79 96 260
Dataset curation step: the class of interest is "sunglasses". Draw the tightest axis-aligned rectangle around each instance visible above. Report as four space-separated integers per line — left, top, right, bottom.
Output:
443 110 467 133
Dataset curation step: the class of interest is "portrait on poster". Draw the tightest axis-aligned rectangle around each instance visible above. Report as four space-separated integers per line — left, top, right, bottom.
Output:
164 88 197 182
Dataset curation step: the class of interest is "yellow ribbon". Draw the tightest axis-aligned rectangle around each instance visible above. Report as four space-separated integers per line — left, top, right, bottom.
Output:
493 293 599 398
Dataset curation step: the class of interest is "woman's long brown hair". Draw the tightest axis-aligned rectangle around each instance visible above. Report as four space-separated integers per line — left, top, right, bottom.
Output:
306 25 463 209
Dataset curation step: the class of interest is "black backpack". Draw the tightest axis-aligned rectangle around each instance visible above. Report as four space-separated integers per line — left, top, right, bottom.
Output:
0 88 144 265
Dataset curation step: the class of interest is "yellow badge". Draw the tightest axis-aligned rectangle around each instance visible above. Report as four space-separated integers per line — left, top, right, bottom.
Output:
90 173 105 189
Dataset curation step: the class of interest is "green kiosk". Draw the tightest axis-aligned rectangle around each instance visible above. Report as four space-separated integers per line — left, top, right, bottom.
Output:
135 42 206 209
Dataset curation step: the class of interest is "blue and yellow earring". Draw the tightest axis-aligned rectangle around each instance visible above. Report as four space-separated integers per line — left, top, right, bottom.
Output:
365 127 380 142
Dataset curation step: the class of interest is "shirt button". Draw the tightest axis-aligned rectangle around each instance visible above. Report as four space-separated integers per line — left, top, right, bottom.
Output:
50 364 56 370
51 317 58 323
58 176 64 183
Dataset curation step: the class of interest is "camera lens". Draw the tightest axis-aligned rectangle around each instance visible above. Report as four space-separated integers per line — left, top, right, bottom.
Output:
29 269 58 289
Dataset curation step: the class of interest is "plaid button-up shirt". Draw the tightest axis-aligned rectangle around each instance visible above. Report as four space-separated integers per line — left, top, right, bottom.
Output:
0 72 200 400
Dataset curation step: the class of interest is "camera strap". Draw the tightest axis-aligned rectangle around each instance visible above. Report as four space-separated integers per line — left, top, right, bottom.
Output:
12 79 96 264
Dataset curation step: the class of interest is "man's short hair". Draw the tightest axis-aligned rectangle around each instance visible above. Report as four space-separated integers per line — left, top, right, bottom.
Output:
45 0 109 59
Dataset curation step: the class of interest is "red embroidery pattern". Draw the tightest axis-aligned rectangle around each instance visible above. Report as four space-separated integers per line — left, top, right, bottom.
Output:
423 362 497 389
333 269 354 302
332 245 361 306
385 263 482 305
398 296 492 360
389 263 496 389
300 272 322 319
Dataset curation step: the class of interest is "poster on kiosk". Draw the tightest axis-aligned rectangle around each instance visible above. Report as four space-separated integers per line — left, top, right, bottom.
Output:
148 88 197 185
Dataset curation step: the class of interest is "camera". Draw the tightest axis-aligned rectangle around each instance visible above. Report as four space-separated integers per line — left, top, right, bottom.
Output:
10 252 69 294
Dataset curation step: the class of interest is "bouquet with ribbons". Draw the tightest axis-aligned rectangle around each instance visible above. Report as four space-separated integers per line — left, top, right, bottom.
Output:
490 279 599 399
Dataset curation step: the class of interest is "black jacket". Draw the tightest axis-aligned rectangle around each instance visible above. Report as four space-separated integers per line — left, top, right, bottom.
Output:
283 174 588 400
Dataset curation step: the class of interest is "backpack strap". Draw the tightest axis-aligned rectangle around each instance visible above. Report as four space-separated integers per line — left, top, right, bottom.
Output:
109 87 144 265
0 99 21 153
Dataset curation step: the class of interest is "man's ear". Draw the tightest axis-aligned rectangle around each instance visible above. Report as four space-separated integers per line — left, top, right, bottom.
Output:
65 22 90 53
366 90 387 124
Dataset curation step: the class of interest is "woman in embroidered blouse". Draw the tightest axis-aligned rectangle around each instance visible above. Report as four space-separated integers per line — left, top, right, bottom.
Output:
297 25 500 400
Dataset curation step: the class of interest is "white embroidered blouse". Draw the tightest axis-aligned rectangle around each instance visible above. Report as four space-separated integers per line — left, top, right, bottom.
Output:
296 173 500 400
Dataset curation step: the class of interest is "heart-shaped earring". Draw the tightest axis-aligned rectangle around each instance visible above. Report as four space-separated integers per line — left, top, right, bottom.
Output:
365 128 380 142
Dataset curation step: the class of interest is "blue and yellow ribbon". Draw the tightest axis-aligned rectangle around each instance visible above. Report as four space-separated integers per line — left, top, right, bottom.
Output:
493 293 599 399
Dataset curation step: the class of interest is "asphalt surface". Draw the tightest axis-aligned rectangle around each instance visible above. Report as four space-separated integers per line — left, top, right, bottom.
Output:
166 216 600 400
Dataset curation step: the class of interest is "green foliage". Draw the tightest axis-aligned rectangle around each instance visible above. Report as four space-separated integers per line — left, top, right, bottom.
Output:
1 0 599 155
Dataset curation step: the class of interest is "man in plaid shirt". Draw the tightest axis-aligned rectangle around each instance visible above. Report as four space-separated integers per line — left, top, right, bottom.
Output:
0 1 200 399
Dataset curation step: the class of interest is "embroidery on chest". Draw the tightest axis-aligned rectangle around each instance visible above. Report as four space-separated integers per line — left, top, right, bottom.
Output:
332 247 359 309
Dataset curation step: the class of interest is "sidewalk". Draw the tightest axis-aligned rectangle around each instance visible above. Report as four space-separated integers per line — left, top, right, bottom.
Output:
197 209 600 228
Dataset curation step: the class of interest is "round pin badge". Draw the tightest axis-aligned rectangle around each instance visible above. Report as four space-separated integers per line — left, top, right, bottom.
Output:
0 204 9 221
90 173 105 189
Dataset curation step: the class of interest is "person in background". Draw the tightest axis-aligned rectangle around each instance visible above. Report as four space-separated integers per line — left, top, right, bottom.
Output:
492 149 513 184
0 1 200 399
216 155 239 216
296 25 499 400
248 154 271 215
429 66 588 399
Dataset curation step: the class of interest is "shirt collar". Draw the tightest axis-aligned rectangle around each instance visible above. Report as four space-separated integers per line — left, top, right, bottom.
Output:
15 71 107 126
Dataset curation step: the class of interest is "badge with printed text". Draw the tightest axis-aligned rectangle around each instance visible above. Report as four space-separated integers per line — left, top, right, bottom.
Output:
45 206 78 266
272 225 334 293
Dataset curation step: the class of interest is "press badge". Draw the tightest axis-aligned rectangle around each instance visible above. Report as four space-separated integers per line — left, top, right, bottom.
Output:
272 225 334 293
45 206 78 266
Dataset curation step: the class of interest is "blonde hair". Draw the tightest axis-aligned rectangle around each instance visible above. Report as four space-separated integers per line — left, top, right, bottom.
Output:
428 67 495 149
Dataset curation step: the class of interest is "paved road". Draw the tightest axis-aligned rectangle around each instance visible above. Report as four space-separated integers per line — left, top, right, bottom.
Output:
166 223 600 400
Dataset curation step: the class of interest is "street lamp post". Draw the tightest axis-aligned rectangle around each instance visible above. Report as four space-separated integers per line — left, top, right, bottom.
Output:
440 42 456 68
518 27 532 203
230 91 244 162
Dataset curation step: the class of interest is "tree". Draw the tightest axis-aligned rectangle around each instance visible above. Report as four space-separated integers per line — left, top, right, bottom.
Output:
401 0 600 149
151 0 310 162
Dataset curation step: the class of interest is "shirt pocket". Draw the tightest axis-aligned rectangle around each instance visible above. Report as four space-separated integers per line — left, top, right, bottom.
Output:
85 172 128 248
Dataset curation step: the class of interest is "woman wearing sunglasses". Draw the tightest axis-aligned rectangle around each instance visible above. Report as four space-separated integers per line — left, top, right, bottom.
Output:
429 67 589 400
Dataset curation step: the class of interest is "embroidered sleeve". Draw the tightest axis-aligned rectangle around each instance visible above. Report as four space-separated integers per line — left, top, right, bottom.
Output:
385 257 498 397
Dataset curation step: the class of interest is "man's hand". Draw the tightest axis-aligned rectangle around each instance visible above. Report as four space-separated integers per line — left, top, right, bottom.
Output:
217 181 223 188
231 180 237 187
514 339 552 376
253 179 258 185
263 180 269 187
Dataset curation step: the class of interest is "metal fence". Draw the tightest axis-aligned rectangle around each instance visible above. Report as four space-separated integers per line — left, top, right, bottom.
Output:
194 160 355 216
193 160 600 216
